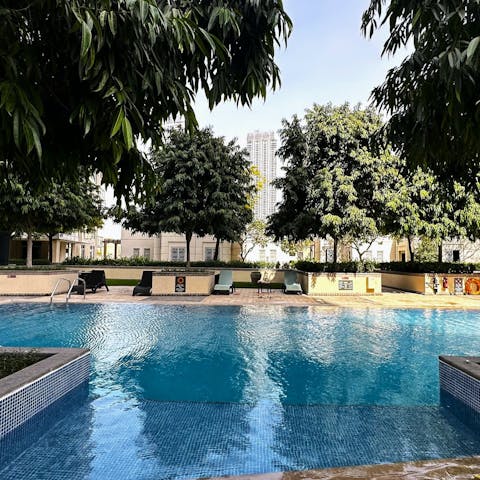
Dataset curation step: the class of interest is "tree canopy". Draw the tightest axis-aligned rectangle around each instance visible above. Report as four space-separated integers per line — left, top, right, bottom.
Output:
116 127 255 265
268 103 398 263
1 1 291 197
381 166 480 261
362 0 480 185
0 165 104 266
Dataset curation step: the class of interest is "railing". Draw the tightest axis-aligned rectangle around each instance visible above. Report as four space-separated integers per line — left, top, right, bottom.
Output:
50 278 72 304
66 277 86 303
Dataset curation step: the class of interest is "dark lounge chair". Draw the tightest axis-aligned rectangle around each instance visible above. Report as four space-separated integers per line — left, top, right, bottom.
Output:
73 270 109 294
133 271 153 296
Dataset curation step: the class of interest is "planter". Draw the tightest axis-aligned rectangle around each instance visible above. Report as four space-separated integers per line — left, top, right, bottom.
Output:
152 270 216 295
0 347 90 438
381 271 480 295
0 270 78 296
301 272 381 295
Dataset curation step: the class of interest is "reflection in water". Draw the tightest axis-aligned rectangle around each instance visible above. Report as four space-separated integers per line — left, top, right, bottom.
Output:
0 305 479 478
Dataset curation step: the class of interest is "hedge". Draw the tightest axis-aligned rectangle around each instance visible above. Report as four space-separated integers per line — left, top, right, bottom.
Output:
379 261 480 274
293 261 377 273
63 256 279 269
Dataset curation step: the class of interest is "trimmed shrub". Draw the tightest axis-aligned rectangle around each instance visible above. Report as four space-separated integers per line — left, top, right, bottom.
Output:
63 257 274 269
294 261 377 273
379 261 479 274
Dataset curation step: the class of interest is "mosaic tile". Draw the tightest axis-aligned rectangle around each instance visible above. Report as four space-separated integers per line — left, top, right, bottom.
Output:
0 399 480 480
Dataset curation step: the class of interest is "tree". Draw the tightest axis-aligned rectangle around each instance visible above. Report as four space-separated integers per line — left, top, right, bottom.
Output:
0 166 104 267
269 103 398 263
362 1 480 185
380 166 480 262
237 220 271 262
117 128 255 266
0 2 291 197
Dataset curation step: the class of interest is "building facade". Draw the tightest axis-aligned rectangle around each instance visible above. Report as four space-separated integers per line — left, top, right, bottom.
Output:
121 230 232 262
246 131 279 220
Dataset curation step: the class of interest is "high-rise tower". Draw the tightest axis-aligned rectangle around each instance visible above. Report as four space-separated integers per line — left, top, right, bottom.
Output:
246 131 278 220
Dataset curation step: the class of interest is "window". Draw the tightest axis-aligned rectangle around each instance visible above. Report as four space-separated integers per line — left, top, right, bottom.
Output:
400 251 406 262
363 251 373 261
89 246 95 259
259 248 266 262
269 249 277 262
133 248 140 258
81 245 86 258
453 250 460 262
205 247 215 261
376 250 384 262
143 248 151 260
171 247 186 262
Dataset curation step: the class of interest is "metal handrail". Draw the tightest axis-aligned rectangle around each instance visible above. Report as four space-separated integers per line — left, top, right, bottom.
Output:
66 277 86 303
50 278 72 304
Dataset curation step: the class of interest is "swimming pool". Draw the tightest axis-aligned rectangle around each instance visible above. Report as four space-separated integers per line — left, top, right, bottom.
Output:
0 304 479 479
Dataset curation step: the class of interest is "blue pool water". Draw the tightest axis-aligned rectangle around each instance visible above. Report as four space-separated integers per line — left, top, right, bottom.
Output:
0 304 480 479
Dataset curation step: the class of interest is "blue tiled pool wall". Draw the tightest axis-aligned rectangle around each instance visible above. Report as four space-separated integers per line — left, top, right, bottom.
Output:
0 353 90 438
439 360 480 433
439 360 480 413
0 382 89 468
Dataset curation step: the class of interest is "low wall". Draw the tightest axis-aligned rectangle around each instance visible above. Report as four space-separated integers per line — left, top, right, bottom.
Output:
0 270 78 296
382 271 480 295
301 272 381 295
152 271 215 295
65 266 285 284
0 347 90 438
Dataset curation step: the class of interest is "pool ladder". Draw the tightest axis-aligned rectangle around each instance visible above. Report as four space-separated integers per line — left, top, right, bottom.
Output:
50 278 86 303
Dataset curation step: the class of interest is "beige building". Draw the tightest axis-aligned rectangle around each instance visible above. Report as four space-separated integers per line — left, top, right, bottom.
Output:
121 229 233 262
10 230 103 264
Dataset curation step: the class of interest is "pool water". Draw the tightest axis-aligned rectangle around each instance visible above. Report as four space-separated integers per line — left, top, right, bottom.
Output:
0 304 479 479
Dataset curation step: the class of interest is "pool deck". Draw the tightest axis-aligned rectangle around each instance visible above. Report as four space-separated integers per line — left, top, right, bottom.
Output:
2 286 480 309
2 287 480 479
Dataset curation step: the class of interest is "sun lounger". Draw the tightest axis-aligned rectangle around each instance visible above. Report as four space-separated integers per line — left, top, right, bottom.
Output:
73 270 109 294
133 270 153 296
283 270 303 294
213 270 234 295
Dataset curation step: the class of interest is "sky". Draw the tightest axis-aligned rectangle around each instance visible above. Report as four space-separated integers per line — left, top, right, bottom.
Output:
100 0 407 239
193 0 406 146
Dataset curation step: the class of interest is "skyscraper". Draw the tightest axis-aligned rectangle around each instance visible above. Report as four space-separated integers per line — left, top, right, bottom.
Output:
246 131 278 220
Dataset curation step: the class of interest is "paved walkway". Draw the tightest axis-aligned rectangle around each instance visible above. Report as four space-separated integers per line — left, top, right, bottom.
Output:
2 286 479 308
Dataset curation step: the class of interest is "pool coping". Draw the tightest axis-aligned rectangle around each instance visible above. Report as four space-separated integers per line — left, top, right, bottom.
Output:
202 455 480 479
0 347 89 398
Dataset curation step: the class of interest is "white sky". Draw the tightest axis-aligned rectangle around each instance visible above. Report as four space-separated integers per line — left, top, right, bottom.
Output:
99 0 408 239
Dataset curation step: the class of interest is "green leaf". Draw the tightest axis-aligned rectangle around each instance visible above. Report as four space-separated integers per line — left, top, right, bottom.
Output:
122 116 133 150
12 110 20 148
80 21 92 59
110 108 124 138
108 11 117 36
467 36 480 60
93 71 109 92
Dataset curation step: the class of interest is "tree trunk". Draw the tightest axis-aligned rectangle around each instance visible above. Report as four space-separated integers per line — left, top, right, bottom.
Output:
48 233 55 263
0 232 11 265
185 231 192 267
407 236 415 262
26 232 33 268
214 237 220 261
438 243 443 263
333 237 338 264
